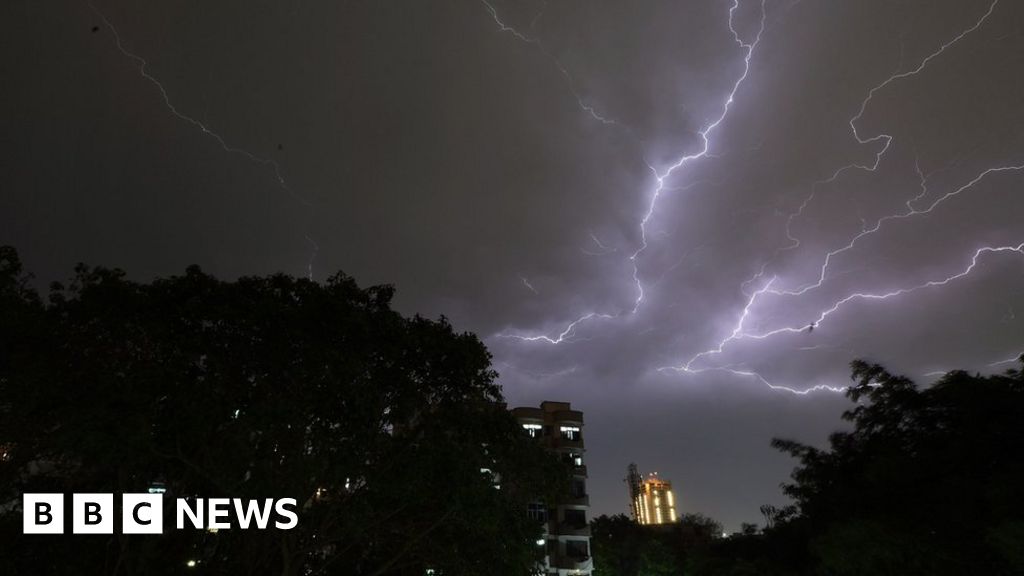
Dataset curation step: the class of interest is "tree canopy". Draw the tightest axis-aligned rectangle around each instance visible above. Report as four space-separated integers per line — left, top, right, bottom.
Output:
688 358 1024 576
590 359 1024 576
590 512 721 576
771 359 1024 575
0 246 566 575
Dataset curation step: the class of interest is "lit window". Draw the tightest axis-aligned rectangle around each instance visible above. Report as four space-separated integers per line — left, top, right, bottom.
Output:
559 426 581 441
563 452 584 467
522 423 542 437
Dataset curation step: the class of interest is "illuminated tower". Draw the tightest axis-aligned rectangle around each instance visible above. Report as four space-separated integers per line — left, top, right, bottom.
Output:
512 401 592 576
632 471 677 526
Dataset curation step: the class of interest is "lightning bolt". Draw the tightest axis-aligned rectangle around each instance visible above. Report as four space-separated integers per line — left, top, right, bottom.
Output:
664 366 848 396
630 0 766 314
492 0 1013 395
479 0 622 125
751 243 1024 340
580 232 618 256
989 354 1023 367
520 275 540 295
666 274 778 373
665 243 1024 393
304 235 319 281
497 0 767 341
660 0 1008 393
497 312 615 345
924 351 1023 379
88 2 319 275
769 162 1024 298
781 0 1000 256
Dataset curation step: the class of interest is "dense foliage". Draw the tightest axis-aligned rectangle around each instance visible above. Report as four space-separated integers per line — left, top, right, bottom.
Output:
0 246 566 575
591 513 720 575
593 359 1024 576
764 359 1024 576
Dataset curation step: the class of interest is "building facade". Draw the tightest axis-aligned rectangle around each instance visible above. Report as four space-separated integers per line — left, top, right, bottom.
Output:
511 401 592 576
633 473 677 526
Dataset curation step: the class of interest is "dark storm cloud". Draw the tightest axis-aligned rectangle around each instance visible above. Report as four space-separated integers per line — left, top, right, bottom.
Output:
3 0 1022 530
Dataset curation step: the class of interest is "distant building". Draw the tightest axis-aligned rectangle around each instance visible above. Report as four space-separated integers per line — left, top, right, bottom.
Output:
627 464 678 525
512 401 592 576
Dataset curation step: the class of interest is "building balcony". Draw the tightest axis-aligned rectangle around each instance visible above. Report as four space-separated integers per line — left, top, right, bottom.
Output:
511 407 546 421
550 554 593 571
554 523 591 537
552 410 584 425
565 494 590 506
552 437 584 449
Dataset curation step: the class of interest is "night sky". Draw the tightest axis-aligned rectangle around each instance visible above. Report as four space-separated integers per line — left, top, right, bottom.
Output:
4 0 1023 531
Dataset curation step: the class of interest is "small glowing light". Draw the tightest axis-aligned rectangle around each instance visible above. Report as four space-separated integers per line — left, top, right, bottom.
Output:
536 538 545 546
186 559 197 568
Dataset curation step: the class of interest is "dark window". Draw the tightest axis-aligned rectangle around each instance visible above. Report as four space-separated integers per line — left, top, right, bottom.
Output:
572 479 586 499
566 540 589 559
564 509 586 527
527 502 547 523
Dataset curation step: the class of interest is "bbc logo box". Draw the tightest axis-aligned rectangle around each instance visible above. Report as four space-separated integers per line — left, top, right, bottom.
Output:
23 494 64 534
23 493 163 534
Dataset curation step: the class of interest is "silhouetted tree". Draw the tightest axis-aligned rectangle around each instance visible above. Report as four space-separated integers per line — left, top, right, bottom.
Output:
591 512 724 576
686 359 1024 575
769 359 1024 575
591 514 648 576
0 247 567 575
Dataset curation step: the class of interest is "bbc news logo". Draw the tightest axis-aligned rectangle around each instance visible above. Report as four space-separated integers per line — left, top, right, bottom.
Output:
23 494 298 534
